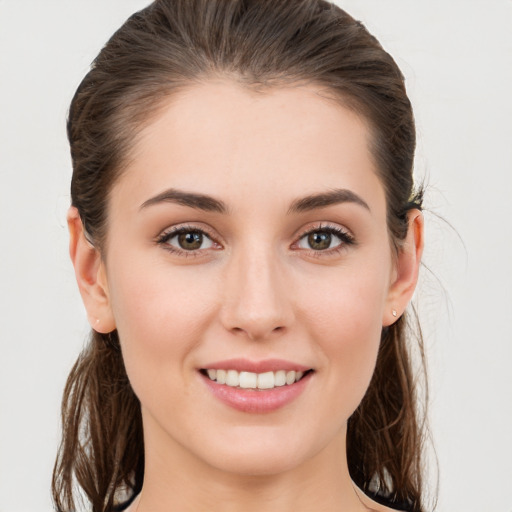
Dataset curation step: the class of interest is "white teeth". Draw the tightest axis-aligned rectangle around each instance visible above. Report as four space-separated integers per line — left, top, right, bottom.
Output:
216 369 226 384
226 369 239 387
274 370 286 387
257 371 274 389
239 371 257 389
205 368 308 389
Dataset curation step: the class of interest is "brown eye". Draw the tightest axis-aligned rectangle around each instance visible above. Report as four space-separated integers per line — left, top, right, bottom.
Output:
162 229 214 251
307 231 332 250
296 226 354 253
178 231 204 250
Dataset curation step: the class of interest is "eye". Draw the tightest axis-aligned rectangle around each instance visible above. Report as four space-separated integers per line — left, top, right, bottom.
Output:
296 226 354 252
157 227 215 252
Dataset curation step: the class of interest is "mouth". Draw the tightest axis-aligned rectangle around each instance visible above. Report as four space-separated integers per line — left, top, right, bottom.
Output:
199 361 314 413
200 368 313 390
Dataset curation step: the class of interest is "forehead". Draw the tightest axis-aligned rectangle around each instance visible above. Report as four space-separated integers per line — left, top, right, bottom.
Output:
112 80 386 218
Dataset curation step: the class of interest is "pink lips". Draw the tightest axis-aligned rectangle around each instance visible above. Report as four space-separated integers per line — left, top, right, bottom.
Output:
200 358 312 414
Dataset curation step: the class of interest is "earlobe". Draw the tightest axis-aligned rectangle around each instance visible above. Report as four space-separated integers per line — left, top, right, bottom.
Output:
67 207 116 333
383 210 424 326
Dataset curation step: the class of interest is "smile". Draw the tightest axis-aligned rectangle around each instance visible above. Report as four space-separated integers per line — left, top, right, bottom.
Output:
200 362 314 413
203 369 308 389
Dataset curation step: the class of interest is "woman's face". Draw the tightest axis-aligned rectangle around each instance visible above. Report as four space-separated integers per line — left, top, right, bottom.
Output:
99 81 402 476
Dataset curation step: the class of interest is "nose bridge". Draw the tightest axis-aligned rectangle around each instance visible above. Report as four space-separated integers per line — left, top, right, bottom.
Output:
221 241 292 340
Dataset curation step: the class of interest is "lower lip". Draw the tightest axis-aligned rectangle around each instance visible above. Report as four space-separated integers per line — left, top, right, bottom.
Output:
201 372 312 413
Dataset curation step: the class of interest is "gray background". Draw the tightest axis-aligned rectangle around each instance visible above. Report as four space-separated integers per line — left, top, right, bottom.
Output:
1 1 511 510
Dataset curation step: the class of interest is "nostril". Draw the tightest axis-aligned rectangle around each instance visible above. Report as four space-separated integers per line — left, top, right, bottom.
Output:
229 325 285 339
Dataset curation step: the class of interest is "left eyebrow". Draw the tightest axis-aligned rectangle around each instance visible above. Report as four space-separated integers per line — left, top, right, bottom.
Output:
288 188 370 214
139 188 228 213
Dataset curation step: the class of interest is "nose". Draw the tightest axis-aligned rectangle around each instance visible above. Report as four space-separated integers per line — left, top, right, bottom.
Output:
220 247 294 341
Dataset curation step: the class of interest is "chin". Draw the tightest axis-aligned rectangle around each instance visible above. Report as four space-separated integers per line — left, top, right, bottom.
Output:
193 425 333 478
205 446 306 477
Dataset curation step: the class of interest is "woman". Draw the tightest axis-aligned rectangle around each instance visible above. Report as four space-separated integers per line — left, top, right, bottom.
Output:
53 1 428 511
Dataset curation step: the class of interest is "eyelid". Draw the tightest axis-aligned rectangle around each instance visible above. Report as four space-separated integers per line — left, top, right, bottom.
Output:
154 221 354 257
292 222 355 253
155 223 223 255
156 222 219 240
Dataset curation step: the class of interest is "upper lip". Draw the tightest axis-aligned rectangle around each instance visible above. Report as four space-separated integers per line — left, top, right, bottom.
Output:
201 358 311 373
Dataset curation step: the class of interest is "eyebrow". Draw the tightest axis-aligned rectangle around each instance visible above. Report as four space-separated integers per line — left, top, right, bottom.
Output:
140 188 228 213
139 187 369 215
288 188 370 214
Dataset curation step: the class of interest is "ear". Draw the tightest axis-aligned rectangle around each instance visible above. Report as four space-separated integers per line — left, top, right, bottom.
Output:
383 209 424 326
67 207 116 333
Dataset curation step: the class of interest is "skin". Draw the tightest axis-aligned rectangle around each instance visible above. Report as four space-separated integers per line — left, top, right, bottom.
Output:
68 81 423 512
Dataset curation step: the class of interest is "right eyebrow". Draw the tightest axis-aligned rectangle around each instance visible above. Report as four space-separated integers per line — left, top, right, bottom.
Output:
139 188 228 214
288 188 370 214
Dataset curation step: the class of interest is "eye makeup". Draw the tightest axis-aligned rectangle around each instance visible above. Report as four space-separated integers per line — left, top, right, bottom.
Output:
292 222 356 259
155 221 356 260
155 224 222 258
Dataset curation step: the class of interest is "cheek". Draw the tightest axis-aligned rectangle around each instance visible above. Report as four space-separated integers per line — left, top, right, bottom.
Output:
299 267 388 409
106 258 219 388
303 262 389 339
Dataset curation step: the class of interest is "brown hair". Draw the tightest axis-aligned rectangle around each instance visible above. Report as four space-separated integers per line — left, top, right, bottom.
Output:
53 1 429 510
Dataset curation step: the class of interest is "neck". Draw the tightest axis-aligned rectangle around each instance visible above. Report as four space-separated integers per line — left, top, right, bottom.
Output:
136 414 370 512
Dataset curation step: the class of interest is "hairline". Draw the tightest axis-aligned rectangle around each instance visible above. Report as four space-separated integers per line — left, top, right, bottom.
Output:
96 73 392 255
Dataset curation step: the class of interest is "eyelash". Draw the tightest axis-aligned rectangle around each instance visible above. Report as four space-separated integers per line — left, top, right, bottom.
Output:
156 224 220 258
155 223 355 258
294 224 355 256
